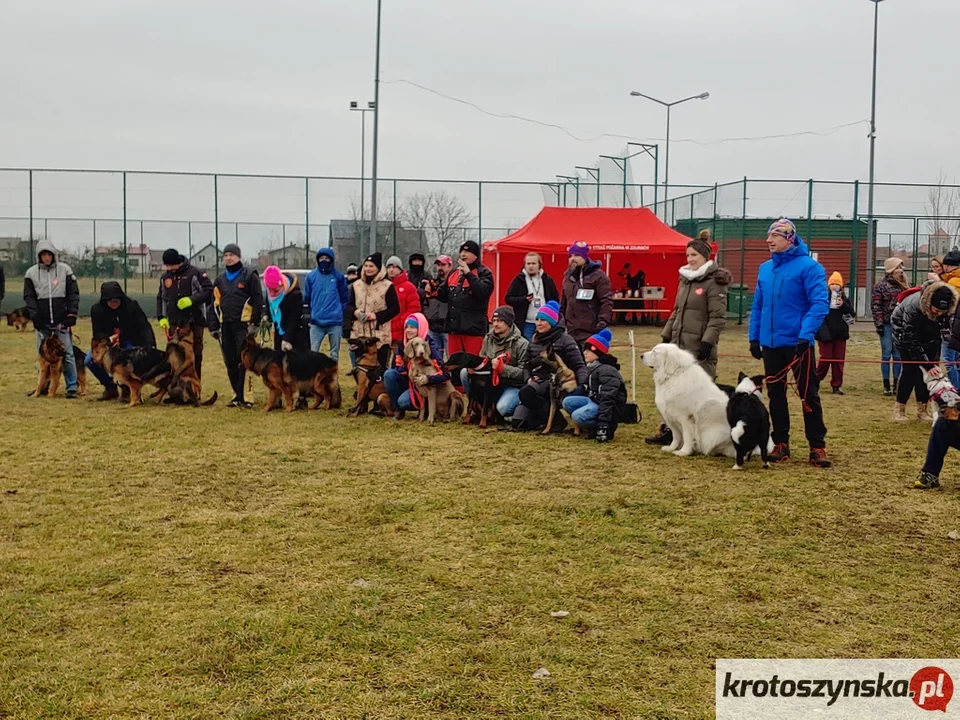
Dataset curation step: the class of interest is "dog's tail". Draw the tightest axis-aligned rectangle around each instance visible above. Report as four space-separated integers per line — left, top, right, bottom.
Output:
731 420 747 445
200 391 218 407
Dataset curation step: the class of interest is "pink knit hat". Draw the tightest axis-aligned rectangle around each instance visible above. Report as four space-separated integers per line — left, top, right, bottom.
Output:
404 312 430 341
263 265 284 291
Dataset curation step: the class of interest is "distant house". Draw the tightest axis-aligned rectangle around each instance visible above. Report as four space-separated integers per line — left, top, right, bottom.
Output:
928 228 954 258
328 219 428 267
0 237 22 265
256 245 310 270
96 244 151 275
189 243 220 274
149 249 166 276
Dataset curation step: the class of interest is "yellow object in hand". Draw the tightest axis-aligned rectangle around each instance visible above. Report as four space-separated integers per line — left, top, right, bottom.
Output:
177 297 193 310
159 318 170 330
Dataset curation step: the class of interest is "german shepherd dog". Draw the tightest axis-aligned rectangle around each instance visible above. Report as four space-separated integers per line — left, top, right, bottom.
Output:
404 336 465 424
6 307 30 331
347 337 393 417
30 334 87 398
528 346 578 435
143 324 217 407
442 351 505 428
239 337 341 412
90 337 171 407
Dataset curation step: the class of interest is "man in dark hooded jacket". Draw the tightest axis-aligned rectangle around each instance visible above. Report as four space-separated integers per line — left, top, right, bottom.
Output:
407 252 427 288
24 239 81 398
560 241 614 344
88 281 156 400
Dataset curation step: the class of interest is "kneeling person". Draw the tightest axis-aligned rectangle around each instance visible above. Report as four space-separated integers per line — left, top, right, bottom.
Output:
460 305 529 421
88 281 156 401
383 313 450 419
562 329 626 442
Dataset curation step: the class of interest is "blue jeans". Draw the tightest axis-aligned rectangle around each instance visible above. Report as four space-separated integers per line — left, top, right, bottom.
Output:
460 369 521 418
309 324 342 362
428 330 448 361
880 324 901 383
86 340 135 388
562 395 600 428
943 344 960 390
35 327 78 392
522 322 537 341
383 368 415 412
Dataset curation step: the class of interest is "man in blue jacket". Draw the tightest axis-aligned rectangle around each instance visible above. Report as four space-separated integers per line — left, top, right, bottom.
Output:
303 247 349 362
748 218 831 467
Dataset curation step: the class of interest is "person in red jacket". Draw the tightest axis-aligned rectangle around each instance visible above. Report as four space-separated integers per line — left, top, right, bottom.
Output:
386 256 422 345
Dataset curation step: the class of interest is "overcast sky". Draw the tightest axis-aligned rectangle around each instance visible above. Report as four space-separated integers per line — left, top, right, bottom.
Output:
1 0 957 246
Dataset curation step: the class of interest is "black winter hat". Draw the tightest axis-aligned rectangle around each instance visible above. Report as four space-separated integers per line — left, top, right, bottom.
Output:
943 250 960 268
100 281 125 303
222 243 241 258
162 248 185 265
932 286 955 311
409 253 425 265
491 305 515 327
365 252 383 271
459 240 481 257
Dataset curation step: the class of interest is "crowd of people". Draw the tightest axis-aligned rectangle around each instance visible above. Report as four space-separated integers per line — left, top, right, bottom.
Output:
10 221 960 479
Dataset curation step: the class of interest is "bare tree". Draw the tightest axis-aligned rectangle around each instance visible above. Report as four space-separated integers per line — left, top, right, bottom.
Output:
399 190 474 257
923 170 960 256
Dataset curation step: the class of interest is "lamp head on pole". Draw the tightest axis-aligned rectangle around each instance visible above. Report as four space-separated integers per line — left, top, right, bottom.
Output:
697 92 710 100
349 101 358 109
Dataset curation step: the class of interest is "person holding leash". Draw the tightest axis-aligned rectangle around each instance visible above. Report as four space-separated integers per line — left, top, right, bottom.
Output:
211 244 263 408
88 281 156 401
438 240 494 357
458 305 530 421
303 247 349 362
345 252 400 350
382 312 450 420
748 219 831 468
157 248 213 379
264 265 309 354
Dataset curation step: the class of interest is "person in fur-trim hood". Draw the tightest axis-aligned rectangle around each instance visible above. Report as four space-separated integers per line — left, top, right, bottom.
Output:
646 230 730 446
891 280 958 422
562 328 627 442
264 265 309 353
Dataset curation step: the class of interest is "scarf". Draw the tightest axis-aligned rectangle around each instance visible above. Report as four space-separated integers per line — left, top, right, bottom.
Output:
225 262 243 283
267 275 289 333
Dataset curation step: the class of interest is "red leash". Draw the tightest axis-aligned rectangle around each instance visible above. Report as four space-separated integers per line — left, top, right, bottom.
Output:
763 349 813 413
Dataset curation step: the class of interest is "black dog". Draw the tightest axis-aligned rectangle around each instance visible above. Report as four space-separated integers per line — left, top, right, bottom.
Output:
442 352 505 427
726 372 773 470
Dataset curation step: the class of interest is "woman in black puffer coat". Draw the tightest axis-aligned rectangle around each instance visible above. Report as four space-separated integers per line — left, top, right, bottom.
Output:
508 300 587 432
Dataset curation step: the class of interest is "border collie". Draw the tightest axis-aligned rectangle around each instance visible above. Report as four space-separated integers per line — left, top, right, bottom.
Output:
726 372 774 470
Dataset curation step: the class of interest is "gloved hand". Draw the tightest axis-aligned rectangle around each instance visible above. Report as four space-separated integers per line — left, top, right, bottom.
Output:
395 354 404 368
596 425 610 443
109 332 120 347
877 327 885 337
62 314 77 328
491 352 511 376
696 342 713 361
246 324 258 337
749 340 762 360
211 330 221 342
281 340 293 352
413 374 428 387
159 318 170 331
176 297 193 310
795 339 810 357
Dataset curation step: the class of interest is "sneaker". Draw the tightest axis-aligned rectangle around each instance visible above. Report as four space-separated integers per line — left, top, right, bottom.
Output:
914 471 941 490
808 447 832 468
239 401 253 409
65 390 78 400
645 423 673 446
97 386 120 402
831 387 844 395
227 398 241 408
768 442 791 464
883 381 892 396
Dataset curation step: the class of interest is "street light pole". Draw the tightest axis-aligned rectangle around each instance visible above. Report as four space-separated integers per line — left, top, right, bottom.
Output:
369 0 382 257
350 101 375 253
629 90 709 215
865 0 885 295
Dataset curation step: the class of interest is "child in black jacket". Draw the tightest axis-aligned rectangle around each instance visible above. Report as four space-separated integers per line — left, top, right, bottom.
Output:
561 328 627 442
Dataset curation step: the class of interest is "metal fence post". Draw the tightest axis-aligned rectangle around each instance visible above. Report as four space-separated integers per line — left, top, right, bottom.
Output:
122 171 128 292
28 169 33 259
712 183 719 262
213 174 219 261
392 180 398 256
912 218 920 286
140 220 145 293
806 179 814 251
188 222 193 260
478 181 483 244
305 177 310 260
850 180 860 311
92 219 97 290
738 177 748 324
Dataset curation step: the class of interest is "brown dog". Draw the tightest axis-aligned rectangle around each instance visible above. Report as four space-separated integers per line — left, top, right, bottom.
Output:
91 337 171 407
240 336 340 412
534 346 578 435
33 335 66 398
146 324 217 407
403 336 465 424
6 308 30 331
347 337 393 417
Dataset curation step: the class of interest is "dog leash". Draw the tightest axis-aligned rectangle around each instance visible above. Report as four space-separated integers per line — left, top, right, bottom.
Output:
763 351 813 413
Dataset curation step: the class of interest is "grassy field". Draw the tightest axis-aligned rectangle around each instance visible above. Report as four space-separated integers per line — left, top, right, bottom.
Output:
1 321 959 719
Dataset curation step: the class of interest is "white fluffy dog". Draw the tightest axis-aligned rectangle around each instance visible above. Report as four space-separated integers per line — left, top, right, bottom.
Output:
641 343 736 458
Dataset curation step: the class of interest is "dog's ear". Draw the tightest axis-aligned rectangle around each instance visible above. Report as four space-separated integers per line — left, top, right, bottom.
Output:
376 343 391 368
738 371 747 383
751 374 765 390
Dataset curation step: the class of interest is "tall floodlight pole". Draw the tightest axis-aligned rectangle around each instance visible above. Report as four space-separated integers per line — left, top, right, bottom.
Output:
368 0 383 256
629 90 709 210
865 0 885 295
350 101 375 250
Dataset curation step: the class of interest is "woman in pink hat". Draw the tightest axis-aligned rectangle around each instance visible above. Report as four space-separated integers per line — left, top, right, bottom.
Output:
263 265 308 353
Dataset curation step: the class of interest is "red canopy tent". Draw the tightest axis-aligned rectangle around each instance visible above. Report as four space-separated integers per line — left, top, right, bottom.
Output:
481 207 696 316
